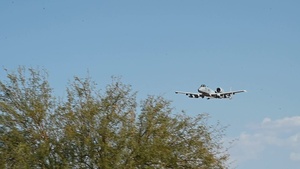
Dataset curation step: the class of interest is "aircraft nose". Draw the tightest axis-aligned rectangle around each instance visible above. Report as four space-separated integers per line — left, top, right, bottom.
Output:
198 88 202 93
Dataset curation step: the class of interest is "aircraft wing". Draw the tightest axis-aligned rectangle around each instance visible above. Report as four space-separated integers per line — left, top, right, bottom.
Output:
222 90 246 95
175 91 204 98
213 90 247 97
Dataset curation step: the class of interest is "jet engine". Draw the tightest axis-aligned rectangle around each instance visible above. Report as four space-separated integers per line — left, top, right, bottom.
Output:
215 87 223 93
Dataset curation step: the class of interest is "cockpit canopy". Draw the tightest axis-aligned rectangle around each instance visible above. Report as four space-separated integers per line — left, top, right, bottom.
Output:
200 84 206 87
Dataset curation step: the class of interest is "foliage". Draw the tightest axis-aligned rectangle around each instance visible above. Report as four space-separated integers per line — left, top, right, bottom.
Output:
0 67 230 169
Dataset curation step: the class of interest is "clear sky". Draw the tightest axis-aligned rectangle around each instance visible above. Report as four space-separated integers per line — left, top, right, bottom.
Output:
1 1 300 168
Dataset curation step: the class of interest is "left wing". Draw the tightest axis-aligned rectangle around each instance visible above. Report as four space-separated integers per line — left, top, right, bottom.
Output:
175 91 204 98
212 90 247 97
221 90 247 95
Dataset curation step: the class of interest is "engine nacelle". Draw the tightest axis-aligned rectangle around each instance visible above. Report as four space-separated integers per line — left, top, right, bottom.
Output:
215 87 223 93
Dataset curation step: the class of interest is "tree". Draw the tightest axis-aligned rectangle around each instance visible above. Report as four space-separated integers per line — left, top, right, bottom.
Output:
0 67 230 169
0 67 55 168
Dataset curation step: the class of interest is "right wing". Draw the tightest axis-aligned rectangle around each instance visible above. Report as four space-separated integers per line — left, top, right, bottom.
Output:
175 91 204 98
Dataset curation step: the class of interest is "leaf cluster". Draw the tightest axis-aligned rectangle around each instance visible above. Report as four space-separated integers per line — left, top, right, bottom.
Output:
0 67 230 169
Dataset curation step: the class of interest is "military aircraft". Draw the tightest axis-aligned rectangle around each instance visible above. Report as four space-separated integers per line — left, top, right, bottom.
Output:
175 84 246 99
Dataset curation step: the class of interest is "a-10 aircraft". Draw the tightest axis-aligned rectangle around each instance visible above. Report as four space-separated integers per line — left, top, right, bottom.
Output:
175 84 246 99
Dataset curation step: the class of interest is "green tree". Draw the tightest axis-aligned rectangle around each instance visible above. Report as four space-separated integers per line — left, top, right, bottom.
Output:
0 67 56 168
54 76 137 168
134 96 228 169
0 67 230 169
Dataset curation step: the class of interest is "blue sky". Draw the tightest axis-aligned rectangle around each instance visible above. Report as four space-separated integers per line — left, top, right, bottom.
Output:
1 1 300 168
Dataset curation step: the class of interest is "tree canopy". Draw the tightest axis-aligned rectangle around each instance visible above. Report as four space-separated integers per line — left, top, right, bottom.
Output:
0 67 230 169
